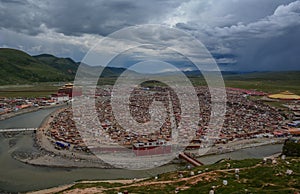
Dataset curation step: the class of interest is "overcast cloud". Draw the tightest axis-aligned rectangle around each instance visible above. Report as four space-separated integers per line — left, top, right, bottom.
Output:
0 0 299 71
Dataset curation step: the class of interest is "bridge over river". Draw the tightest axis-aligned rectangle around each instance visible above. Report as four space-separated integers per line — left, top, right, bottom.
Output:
0 128 37 132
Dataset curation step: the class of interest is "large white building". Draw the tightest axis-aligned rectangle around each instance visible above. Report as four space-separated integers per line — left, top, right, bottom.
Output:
51 93 69 102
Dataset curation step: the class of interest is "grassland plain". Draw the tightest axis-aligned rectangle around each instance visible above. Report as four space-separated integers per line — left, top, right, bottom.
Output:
1 74 300 98
0 83 61 97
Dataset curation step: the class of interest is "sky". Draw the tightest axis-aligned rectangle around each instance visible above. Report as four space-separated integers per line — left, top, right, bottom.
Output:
1 0 300 71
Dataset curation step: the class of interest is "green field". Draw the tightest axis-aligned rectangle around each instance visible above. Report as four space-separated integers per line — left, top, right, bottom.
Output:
0 83 61 98
222 71 300 94
1 71 300 98
108 71 300 95
224 80 300 95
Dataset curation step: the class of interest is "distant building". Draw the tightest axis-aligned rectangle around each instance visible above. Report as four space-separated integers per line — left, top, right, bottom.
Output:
132 139 171 156
57 83 82 98
227 87 266 96
51 93 69 102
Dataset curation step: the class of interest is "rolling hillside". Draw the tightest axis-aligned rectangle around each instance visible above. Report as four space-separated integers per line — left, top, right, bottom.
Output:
0 48 136 85
0 48 73 84
33 54 79 77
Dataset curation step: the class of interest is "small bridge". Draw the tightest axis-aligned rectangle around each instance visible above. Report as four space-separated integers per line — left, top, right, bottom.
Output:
179 152 204 167
0 128 37 132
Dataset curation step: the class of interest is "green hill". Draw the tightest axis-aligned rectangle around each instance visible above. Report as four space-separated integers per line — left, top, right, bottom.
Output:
0 48 74 84
0 48 138 85
33 54 79 77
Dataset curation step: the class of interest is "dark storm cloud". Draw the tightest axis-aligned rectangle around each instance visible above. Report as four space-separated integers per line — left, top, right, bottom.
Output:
175 0 300 71
0 0 181 36
0 0 44 35
0 0 300 71
0 0 26 4
236 26 300 71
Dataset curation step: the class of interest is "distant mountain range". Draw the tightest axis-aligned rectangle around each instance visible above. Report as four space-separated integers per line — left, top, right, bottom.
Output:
0 48 300 85
0 48 134 85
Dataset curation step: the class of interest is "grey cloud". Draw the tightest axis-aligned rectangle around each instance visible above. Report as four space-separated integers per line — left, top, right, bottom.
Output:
236 26 300 71
0 0 182 36
166 0 296 27
175 0 300 71
211 0 300 39
0 1 44 35
1 0 300 71
0 28 93 61
0 0 27 4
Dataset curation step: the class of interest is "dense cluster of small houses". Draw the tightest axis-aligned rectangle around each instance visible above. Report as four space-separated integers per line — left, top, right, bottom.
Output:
0 83 79 117
45 85 299 152
0 97 56 116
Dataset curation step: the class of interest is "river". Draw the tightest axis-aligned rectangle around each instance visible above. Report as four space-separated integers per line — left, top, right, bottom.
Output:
0 107 283 193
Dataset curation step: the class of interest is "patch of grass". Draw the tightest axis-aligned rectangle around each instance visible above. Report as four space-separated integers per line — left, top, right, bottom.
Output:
57 182 124 194
0 91 56 98
106 183 176 194
69 182 124 189
192 159 261 173
182 158 300 194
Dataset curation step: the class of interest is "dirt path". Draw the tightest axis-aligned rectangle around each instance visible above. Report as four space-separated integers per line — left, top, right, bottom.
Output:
27 184 75 194
59 164 261 194
27 179 145 194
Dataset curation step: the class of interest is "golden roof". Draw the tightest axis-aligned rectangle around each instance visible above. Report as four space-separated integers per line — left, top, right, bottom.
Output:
64 83 73 87
268 91 300 100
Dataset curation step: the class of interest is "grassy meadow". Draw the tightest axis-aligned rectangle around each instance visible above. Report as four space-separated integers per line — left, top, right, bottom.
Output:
1 71 300 98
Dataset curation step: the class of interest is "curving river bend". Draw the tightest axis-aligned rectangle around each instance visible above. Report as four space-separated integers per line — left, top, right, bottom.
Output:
0 107 283 193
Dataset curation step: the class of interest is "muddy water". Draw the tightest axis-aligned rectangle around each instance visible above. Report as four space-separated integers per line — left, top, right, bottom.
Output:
0 107 60 129
0 108 179 193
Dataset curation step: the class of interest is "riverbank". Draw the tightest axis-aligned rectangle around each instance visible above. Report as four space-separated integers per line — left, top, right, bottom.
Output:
28 156 300 194
0 103 67 121
0 130 180 193
17 135 285 168
195 137 285 157
27 179 145 194
20 106 113 168
16 104 284 169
